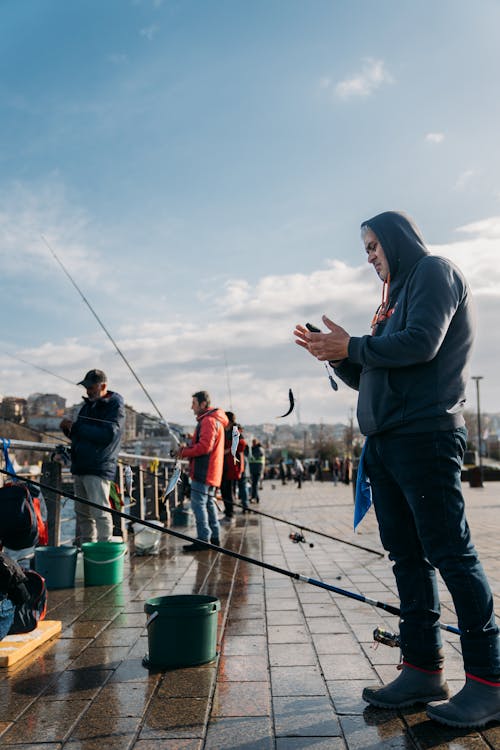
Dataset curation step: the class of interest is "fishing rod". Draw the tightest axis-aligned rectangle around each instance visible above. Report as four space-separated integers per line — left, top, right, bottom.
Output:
232 497 384 557
0 467 461 638
41 235 180 448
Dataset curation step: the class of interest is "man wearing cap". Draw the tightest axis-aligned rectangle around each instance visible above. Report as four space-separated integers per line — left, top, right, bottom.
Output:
60 370 125 544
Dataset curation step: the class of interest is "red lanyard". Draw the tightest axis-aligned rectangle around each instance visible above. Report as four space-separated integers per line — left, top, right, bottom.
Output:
371 274 394 333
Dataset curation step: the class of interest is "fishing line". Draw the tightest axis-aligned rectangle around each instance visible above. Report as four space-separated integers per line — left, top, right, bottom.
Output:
41 234 180 447
4 351 76 386
0 467 461 637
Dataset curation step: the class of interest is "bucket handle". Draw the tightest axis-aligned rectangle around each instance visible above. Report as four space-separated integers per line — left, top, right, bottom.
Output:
84 550 127 565
146 611 159 628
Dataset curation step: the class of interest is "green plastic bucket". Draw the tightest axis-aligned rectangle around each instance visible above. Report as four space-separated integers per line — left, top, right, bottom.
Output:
81 541 126 586
144 594 220 668
34 545 78 589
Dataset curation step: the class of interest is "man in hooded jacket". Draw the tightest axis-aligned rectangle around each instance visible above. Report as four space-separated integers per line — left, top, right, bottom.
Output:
294 211 500 729
177 391 228 551
60 369 125 544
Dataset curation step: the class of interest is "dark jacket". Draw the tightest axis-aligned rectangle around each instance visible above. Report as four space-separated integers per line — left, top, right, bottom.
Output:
70 391 125 479
335 211 476 436
179 408 229 487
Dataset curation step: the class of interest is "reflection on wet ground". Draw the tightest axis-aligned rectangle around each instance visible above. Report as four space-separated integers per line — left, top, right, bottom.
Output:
1 479 499 749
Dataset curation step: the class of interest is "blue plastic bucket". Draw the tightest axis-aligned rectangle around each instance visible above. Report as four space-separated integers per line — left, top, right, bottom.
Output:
34 545 78 589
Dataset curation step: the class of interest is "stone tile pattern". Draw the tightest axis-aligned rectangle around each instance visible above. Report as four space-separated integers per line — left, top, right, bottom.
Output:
0 479 498 749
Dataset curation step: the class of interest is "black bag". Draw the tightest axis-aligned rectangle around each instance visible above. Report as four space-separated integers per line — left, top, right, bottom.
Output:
9 570 47 634
0 552 30 605
0 483 39 550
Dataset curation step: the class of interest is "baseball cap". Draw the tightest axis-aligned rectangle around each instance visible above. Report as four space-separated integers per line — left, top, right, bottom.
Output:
77 369 107 387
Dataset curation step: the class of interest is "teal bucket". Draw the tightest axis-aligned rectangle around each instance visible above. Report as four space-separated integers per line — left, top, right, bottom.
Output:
81 541 126 586
144 594 220 668
34 545 78 589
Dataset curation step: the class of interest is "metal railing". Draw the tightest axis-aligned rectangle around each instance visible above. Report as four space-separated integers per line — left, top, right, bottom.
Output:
0 438 188 546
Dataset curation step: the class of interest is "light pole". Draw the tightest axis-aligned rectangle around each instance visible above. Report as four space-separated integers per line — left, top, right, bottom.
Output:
472 376 484 486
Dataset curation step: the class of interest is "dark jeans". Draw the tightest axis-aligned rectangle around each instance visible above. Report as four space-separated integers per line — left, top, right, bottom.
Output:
250 467 263 501
220 477 235 518
364 427 500 679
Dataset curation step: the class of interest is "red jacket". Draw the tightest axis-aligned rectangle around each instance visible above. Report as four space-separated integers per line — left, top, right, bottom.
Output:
179 408 228 487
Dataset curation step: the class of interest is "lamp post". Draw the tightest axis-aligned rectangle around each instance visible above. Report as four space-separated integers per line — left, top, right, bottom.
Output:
472 376 484 487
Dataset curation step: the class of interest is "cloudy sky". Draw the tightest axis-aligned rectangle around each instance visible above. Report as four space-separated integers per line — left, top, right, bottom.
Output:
1 0 500 429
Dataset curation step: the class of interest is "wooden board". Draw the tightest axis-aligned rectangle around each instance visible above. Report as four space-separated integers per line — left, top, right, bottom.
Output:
0 620 62 667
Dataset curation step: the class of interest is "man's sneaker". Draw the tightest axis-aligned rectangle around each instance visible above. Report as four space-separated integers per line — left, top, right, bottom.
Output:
362 664 449 709
220 516 235 525
182 541 209 552
427 675 500 728
211 538 220 546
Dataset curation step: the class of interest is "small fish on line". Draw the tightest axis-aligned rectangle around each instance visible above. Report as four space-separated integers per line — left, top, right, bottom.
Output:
231 425 240 460
277 388 295 418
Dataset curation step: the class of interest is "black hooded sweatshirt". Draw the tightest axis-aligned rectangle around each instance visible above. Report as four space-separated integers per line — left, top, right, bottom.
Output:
335 211 476 436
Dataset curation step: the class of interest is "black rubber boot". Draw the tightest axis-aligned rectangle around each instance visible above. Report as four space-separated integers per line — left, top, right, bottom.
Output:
362 664 449 708
427 675 500 728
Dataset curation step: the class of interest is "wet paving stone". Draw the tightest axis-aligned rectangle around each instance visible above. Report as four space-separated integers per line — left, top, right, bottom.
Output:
69 646 131 670
221 634 267 656
41 668 112 700
205 716 273 749
276 738 346 749
340 713 415 749
270 665 327 697
212 680 270 717
156 666 217 698
218 653 269 682
273 695 342 737
3 480 499 749
268 642 317 667
139 696 208 739
134 741 202 750
69 714 140 741
0 698 89 744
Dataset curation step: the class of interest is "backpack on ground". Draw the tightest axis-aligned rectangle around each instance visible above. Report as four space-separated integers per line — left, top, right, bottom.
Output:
9 570 47 634
0 483 39 550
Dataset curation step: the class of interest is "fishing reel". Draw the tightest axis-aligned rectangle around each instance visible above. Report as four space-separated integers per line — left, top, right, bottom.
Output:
50 444 71 466
289 531 314 548
373 626 401 648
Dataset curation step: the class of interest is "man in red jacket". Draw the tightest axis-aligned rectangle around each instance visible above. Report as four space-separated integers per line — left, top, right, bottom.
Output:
177 391 228 551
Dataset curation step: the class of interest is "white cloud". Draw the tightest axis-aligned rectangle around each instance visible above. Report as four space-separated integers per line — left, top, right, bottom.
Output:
108 53 128 65
425 132 444 144
140 25 160 41
3 190 500 424
454 169 478 191
335 58 394 99
0 179 101 281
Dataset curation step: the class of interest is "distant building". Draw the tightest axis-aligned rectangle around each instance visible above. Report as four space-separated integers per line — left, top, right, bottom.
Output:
0 396 28 424
26 393 66 432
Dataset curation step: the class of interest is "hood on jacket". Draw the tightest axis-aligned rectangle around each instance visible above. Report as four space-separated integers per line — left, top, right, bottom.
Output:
361 211 430 298
197 407 229 429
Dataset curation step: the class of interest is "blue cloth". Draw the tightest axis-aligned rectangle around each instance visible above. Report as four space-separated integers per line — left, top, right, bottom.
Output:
190 480 220 543
364 427 500 678
0 596 15 640
1 439 16 478
354 440 372 530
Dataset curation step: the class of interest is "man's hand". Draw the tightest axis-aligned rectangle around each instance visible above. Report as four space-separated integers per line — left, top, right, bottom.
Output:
59 418 73 437
294 315 350 362
174 443 187 459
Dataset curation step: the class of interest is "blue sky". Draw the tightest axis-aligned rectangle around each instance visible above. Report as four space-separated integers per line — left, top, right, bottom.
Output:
1 0 500 427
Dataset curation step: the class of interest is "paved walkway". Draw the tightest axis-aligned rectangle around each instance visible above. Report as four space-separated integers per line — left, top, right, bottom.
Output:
1 478 500 749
